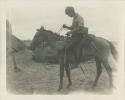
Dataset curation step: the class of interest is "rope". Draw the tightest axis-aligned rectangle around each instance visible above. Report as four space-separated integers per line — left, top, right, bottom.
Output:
57 26 63 35
79 64 86 78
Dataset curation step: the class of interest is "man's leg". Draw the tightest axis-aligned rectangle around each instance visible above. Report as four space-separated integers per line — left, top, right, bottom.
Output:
70 37 81 69
75 38 85 61
76 36 90 61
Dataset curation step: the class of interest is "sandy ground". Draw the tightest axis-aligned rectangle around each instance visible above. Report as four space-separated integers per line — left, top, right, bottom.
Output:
7 49 115 95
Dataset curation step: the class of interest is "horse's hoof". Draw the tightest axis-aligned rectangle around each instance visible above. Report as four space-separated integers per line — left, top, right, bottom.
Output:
58 88 62 91
91 84 96 89
58 89 61 91
58 85 63 91
66 83 72 89
66 85 70 89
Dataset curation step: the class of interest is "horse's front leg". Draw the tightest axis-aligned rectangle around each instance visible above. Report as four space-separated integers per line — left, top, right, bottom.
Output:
65 63 72 88
58 63 64 91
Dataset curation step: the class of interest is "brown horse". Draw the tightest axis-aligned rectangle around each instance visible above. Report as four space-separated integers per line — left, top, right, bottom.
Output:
30 29 118 91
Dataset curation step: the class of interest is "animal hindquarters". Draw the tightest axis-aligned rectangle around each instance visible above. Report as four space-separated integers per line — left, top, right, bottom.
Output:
108 42 118 60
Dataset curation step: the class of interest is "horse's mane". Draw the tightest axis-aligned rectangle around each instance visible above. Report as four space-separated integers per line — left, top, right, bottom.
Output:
42 29 65 41
44 29 60 36
44 29 55 34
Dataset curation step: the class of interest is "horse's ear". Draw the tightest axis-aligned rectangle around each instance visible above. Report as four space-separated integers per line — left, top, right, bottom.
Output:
36 26 45 32
36 29 39 31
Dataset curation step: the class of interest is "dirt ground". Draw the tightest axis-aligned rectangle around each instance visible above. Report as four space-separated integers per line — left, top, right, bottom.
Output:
6 49 115 95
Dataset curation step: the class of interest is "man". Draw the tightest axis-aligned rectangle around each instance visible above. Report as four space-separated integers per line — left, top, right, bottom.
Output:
63 6 88 67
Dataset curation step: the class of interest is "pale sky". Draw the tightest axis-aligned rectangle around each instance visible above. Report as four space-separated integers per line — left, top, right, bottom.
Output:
6 0 125 41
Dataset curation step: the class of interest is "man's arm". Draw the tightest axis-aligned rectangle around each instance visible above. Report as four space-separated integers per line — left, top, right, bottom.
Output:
71 15 84 32
63 24 83 33
63 24 73 30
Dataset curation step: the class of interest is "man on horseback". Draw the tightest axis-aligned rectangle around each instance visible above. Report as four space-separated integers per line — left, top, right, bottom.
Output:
63 6 88 67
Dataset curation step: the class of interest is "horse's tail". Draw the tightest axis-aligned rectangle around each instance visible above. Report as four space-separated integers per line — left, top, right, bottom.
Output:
109 42 118 61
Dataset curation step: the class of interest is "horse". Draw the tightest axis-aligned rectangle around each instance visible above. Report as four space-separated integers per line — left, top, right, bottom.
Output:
30 29 118 91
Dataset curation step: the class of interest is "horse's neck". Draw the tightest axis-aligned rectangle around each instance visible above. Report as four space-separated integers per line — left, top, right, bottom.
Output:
47 39 57 48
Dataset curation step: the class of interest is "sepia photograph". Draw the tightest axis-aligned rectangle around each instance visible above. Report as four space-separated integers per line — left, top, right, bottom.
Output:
0 0 125 100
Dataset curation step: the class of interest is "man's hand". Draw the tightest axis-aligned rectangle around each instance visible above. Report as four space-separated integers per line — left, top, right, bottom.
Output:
66 32 72 37
63 24 72 30
63 24 67 28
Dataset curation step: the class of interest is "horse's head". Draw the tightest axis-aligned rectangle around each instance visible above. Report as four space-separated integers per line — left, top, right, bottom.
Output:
30 29 48 50
30 28 64 50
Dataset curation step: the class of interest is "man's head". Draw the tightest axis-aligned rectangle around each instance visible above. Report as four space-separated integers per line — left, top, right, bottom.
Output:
65 6 75 17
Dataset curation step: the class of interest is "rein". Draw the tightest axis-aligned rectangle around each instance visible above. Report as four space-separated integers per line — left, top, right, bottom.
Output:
57 26 64 35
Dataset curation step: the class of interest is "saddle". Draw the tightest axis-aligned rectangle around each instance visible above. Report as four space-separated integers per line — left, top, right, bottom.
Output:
75 34 96 59
82 27 88 35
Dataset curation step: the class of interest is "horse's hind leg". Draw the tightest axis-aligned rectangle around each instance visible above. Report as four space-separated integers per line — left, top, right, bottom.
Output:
65 63 72 88
92 57 102 88
102 60 113 88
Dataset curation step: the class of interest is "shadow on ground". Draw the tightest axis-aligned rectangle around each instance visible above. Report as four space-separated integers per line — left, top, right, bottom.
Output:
6 49 115 95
